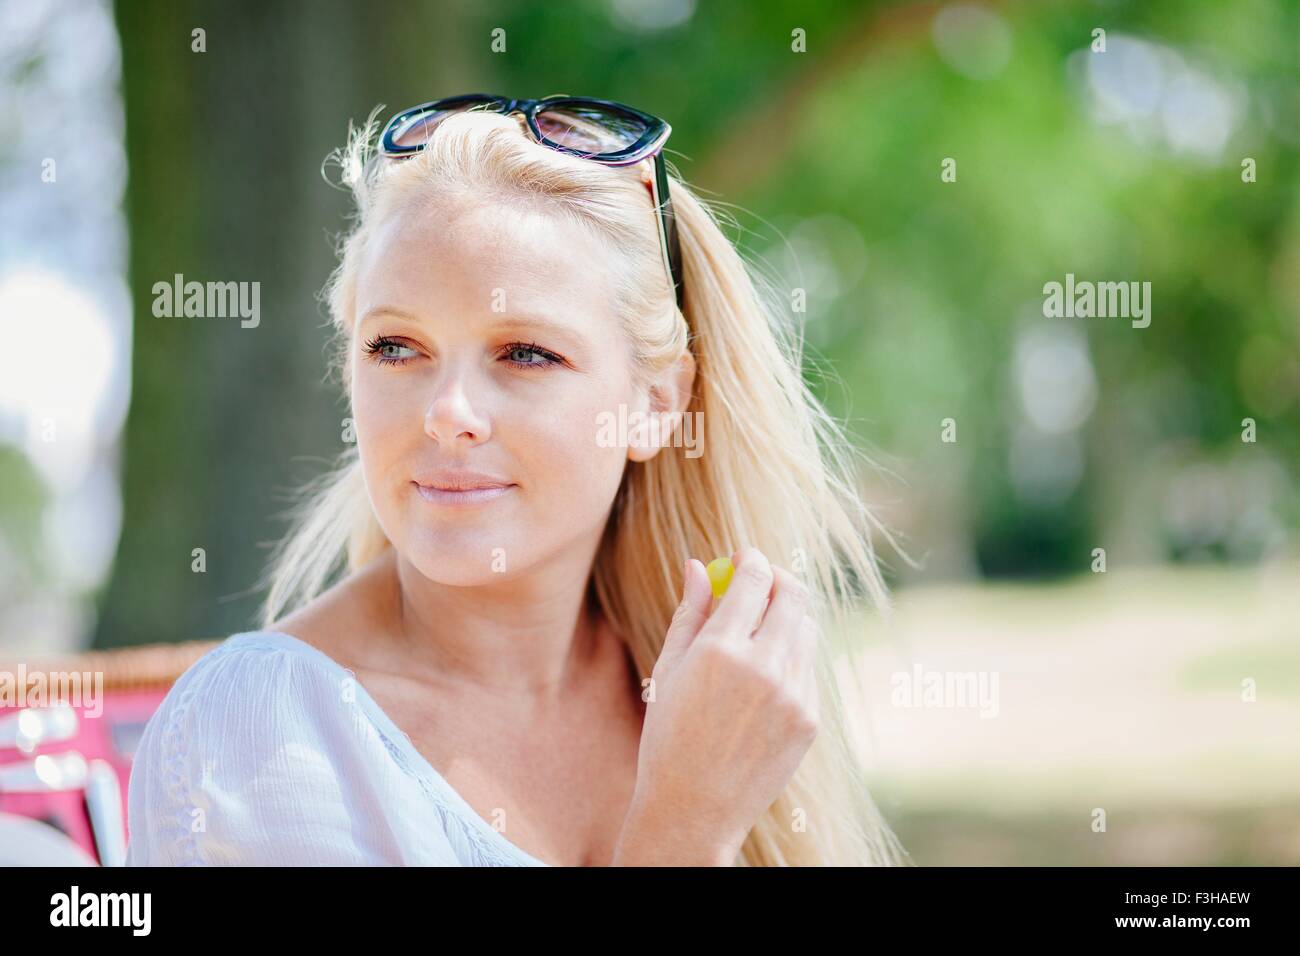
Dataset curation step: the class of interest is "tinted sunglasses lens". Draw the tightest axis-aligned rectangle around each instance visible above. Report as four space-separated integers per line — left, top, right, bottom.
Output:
535 103 650 156
388 99 497 149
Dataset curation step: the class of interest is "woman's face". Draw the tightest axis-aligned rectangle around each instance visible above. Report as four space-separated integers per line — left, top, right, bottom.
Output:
350 196 657 586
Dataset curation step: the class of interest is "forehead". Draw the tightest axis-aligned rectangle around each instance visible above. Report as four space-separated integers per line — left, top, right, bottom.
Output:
356 196 621 332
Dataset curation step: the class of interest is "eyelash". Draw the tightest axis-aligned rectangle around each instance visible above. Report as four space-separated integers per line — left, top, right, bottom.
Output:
361 335 564 370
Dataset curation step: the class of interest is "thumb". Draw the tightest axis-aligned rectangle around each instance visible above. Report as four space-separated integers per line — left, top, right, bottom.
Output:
660 559 713 667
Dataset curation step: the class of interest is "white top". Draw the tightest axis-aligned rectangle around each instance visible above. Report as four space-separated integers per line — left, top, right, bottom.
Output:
124 630 549 867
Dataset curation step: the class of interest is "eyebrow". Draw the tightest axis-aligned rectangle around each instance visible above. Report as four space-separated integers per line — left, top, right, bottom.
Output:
358 306 587 347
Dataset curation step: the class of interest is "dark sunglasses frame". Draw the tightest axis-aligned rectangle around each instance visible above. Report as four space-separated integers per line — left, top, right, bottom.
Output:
380 94 684 310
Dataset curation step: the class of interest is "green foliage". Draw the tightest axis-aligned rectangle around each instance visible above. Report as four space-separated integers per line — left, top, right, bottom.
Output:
96 0 1299 644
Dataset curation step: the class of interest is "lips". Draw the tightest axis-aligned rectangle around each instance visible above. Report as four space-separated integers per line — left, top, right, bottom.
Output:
412 467 514 490
411 469 516 507
413 483 514 506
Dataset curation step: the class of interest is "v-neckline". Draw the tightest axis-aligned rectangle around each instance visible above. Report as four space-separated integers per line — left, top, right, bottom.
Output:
233 629 552 867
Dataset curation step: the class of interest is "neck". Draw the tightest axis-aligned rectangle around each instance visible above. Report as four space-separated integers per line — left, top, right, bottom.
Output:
374 542 608 705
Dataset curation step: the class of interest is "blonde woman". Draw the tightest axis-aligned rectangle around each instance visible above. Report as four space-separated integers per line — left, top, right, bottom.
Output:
124 94 908 867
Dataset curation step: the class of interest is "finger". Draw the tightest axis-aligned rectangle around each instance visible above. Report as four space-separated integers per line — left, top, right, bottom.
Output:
661 558 713 665
752 566 810 658
704 547 773 641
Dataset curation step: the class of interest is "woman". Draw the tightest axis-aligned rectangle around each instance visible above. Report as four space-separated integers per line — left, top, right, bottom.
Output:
125 95 908 867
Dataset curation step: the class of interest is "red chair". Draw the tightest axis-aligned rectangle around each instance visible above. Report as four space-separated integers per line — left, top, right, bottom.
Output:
0 640 219 866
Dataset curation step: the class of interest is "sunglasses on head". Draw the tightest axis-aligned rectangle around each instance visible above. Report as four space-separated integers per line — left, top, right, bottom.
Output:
380 93 684 311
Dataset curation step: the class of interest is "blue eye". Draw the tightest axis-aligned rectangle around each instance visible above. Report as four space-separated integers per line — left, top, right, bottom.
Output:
502 342 564 369
363 335 418 365
361 335 566 370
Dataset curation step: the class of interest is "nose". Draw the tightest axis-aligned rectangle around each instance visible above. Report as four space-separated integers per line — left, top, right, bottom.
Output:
423 368 491 447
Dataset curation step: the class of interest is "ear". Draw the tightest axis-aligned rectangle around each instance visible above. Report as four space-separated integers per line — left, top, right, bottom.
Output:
637 158 655 197
626 350 697 463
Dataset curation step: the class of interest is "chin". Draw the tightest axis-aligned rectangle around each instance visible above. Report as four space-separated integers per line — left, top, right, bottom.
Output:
395 527 522 585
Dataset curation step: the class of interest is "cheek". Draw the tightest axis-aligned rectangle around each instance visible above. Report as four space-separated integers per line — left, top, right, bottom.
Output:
516 386 631 495
350 366 423 477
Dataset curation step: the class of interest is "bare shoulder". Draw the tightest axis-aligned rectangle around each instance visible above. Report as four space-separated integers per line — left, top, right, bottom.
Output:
264 548 397 669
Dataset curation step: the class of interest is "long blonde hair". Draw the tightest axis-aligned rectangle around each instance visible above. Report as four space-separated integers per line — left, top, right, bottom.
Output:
257 106 910 867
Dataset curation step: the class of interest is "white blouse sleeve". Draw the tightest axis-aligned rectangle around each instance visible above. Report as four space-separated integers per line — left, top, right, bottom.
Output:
125 641 407 866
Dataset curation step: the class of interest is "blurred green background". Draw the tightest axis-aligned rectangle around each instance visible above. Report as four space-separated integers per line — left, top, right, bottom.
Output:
1 0 1296 864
